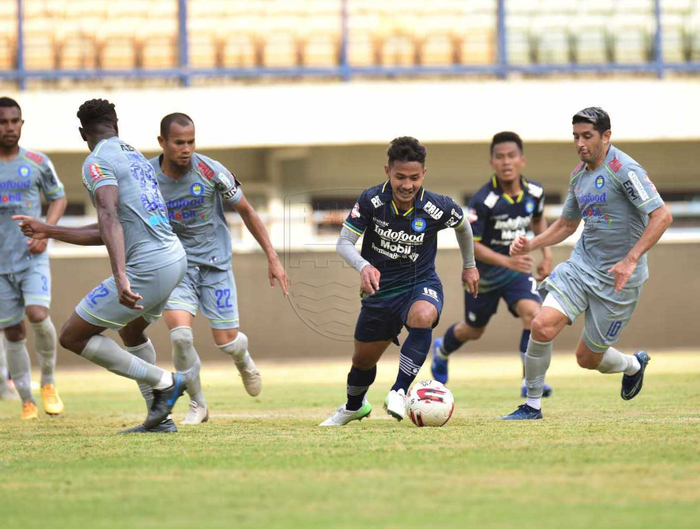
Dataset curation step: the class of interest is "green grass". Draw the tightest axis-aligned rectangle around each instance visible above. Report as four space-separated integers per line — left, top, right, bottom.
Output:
1 352 699 529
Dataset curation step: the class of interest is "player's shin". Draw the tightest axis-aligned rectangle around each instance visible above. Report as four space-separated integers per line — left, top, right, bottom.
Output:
5 339 34 403
125 339 157 410
597 347 641 375
392 327 432 393
0 333 9 391
170 327 205 407
30 317 57 387
346 365 376 411
524 338 552 410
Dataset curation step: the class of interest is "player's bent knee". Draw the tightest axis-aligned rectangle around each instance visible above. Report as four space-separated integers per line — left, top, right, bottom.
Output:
3 323 26 342
530 317 556 343
171 326 195 351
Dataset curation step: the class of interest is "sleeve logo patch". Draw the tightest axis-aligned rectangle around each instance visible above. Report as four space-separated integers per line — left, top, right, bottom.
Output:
351 202 361 218
89 164 105 181
197 161 215 180
609 158 622 173
627 171 649 201
370 195 383 208
25 152 44 165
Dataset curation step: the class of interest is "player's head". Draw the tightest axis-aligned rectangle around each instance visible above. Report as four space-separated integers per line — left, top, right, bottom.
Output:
158 113 195 169
385 136 427 206
0 97 24 150
77 99 118 149
572 107 611 166
490 131 525 184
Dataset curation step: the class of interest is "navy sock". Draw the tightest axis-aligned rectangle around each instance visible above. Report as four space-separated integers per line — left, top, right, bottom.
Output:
520 329 531 355
392 327 432 393
346 365 377 411
441 324 464 355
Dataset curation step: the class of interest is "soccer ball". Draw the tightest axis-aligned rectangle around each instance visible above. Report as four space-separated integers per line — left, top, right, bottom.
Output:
406 380 455 427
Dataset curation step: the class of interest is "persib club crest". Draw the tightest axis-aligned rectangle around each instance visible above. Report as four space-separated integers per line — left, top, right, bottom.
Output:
595 175 605 189
18 165 31 178
412 217 427 233
190 182 204 197
525 198 535 214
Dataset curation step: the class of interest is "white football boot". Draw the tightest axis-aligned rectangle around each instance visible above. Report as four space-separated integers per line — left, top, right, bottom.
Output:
237 357 262 397
180 401 209 425
319 399 371 426
384 389 407 421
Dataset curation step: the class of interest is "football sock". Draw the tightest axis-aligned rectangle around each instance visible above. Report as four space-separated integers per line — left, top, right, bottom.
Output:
520 329 531 383
0 333 9 391
170 327 205 407
524 337 553 410
5 339 34 404
440 324 463 357
30 317 57 386
125 339 156 411
597 347 641 375
392 327 432 393
81 335 166 387
346 365 376 411
217 332 251 369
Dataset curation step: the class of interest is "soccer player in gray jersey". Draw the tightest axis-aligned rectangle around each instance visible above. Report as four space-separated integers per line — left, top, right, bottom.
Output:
151 113 289 424
0 97 67 419
503 107 673 420
15 99 191 433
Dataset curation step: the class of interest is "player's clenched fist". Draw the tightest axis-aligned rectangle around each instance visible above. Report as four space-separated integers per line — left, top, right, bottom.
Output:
509 235 531 256
360 264 381 295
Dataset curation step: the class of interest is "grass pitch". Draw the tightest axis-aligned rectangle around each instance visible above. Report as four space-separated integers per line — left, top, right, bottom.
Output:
1 352 699 529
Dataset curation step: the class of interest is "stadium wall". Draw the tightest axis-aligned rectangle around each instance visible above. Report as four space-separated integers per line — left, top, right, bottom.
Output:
31 243 700 368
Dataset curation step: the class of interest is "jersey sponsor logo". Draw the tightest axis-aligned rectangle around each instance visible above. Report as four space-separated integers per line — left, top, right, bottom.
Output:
595 175 605 189
411 217 426 232
214 172 237 198
197 161 215 180
583 206 613 226
643 174 657 193
18 164 31 178
379 238 414 256
577 191 606 206
525 198 536 213
370 195 383 208
372 217 389 228
89 163 106 181
1 193 22 203
190 183 204 197
25 152 44 165
627 171 649 201
374 225 425 245
120 143 136 152
622 181 638 201
527 183 543 198
166 197 205 210
148 214 167 226
0 180 30 191
484 192 499 209
445 209 463 228
371 241 419 262
609 157 622 173
351 202 361 218
169 209 200 221
494 215 531 231
423 201 444 220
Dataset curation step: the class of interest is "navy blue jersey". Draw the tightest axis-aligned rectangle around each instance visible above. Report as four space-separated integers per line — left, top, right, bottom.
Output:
467 176 545 293
343 181 464 300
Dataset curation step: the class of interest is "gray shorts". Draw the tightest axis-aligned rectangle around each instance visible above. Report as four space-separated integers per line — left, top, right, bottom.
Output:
0 259 51 329
541 260 641 353
76 256 187 330
165 265 240 330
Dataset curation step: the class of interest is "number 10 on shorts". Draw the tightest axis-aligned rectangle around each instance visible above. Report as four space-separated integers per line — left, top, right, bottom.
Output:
605 321 622 339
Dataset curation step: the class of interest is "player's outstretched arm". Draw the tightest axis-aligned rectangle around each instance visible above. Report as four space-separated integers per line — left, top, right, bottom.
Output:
233 193 289 297
94 186 143 310
13 215 104 246
510 216 580 256
25 196 67 255
336 226 380 294
608 204 673 292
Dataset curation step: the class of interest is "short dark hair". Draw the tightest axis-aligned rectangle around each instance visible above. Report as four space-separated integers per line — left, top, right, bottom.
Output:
490 131 523 155
572 107 611 135
160 112 194 138
387 136 427 166
0 97 21 114
77 98 117 130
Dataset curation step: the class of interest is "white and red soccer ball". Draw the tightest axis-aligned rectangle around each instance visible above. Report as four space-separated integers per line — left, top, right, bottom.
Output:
406 380 455 427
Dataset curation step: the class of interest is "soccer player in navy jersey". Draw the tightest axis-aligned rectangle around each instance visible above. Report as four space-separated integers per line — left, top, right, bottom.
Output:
431 132 554 397
320 137 479 426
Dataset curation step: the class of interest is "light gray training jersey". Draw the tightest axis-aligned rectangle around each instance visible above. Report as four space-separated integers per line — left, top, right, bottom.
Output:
0 147 65 274
562 145 664 288
81 136 185 271
150 152 243 271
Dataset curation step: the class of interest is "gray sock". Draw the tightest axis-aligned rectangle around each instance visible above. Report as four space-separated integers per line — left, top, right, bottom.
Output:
525 338 553 407
81 335 165 386
125 339 156 411
171 327 205 407
5 339 34 404
30 317 57 386
217 332 250 368
597 347 640 375
0 333 9 391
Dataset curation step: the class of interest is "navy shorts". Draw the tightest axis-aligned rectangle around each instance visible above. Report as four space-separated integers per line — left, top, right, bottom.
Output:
465 273 541 328
355 276 443 343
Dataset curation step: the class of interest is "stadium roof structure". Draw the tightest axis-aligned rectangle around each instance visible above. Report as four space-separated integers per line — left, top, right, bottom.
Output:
11 79 700 152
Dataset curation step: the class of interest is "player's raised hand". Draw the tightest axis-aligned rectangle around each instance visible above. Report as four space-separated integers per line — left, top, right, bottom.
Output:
268 257 290 297
507 255 534 274
12 214 49 240
360 265 381 295
509 235 531 256
462 267 480 298
608 256 637 292
115 274 144 310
